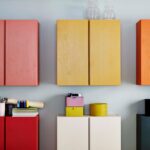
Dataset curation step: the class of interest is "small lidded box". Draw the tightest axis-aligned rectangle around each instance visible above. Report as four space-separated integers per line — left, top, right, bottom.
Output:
66 96 84 107
66 107 83 117
65 93 84 117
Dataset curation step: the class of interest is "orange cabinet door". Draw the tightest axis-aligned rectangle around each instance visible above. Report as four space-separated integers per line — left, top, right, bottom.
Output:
5 20 39 86
136 20 150 85
0 21 4 86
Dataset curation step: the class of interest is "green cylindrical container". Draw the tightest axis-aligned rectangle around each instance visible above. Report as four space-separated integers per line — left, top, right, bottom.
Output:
90 103 108 116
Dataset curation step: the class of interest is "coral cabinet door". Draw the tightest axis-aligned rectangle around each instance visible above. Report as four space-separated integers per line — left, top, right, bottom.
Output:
0 21 4 86
90 116 121 150
6 116 39 150
57 117 89 150
57 20 89 85
90 20 121 85
0 117 4 150
5 20 39 86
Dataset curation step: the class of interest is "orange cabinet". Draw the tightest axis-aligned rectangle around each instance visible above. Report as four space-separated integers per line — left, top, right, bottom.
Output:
0 20 39 86
136 20 150 85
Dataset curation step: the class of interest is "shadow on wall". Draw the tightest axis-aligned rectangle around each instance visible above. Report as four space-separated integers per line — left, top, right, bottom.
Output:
40 19 56 85
121 100 144 150
136 100 145 114
40 94 65 150
121 19 136 84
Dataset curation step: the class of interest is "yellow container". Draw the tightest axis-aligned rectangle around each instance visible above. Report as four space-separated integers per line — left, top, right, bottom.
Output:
66 107 83 116
90 103 108 116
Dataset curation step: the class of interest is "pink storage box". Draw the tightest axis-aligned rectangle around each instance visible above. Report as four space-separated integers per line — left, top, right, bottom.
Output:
66 97 84 106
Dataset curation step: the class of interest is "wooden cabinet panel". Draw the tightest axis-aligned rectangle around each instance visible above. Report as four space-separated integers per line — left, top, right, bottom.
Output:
0 21 5 86
6 116 39 150
90 20 121 85
136 20 150 85
90 116 121 150
57 117 88 150
0 117 4 150
57 20 89 85
5 20 39 86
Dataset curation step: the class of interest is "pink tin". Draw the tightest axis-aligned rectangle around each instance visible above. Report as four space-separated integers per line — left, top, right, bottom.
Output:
66 97 84 106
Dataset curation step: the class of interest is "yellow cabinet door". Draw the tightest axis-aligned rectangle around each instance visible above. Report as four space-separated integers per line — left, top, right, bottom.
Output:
57 20 89 85
90 20 121 85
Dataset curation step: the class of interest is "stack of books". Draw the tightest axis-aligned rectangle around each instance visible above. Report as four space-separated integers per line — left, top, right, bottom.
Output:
5 98 44 117
65 93 84 116
12 108 38 117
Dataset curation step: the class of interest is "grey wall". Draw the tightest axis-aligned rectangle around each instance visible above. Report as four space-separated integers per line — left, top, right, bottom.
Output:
0 0 150 150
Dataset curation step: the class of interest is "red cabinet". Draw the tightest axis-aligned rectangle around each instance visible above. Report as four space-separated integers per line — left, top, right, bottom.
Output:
0 21 5 86
0 20 39 86
0 116 39 150
0 117 4 150
5 20 39 86
6 116 39 150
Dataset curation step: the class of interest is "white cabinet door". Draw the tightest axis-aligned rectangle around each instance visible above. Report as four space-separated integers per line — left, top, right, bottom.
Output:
90 116 121 150
57 117 89 150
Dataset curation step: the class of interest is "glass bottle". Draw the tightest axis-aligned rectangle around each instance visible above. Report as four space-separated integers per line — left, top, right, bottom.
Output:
86 0 100 19
103 5 116 20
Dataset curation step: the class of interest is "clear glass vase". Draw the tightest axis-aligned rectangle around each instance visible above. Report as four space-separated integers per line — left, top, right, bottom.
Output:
86 0 100 19
103 5 116 20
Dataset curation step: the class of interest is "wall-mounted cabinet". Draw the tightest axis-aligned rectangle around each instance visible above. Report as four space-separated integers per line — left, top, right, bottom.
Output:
136 20 150 85
57 116 121 150
0 116 39 150
90 117 121 150
0 20 39 86
0 117 4 150
6 116 39 150
57 20 121 86
137 114 150 150
57 117 89 150
0 21 5 86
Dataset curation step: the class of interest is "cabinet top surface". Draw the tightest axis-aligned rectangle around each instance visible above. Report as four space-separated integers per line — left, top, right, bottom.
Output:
137 19 150 24
57 115 121 118
57 19 120 22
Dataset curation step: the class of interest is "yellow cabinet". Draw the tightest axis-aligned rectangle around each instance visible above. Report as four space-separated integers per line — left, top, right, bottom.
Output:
57 20 121 86
90 20 121 85
57 20 89 85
